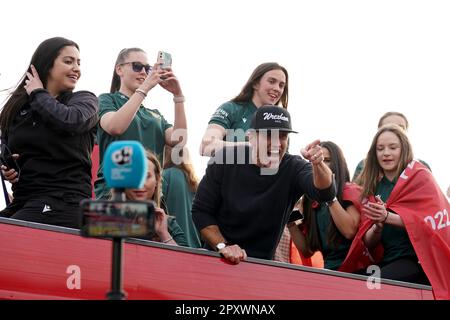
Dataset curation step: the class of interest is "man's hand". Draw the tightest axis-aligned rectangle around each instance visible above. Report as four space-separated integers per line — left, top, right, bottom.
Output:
301 139 324 165
218 244 247 264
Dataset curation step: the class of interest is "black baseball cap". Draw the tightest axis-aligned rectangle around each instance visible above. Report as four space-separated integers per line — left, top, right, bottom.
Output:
250 105 297 133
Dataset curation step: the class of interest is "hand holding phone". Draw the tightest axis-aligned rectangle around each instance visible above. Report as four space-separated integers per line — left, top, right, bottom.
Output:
0 144 20 173
375 195 384 204
0 144 20 183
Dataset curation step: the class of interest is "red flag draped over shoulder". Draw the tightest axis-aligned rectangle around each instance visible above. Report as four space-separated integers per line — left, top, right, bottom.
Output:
339 194 384 274
388 161 450 299
340 160 450 299
342 182 363 212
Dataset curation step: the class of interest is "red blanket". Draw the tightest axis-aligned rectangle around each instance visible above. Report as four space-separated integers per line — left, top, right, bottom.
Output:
342 182 362 212
339 161 450 299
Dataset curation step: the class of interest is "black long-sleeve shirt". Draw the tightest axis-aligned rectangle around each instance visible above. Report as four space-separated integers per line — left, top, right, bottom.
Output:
192 146 336 260
4 89 98 206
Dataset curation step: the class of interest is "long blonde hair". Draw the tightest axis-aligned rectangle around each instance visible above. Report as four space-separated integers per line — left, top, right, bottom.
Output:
163 146 198 192
359 124 413 200
145 150 163 206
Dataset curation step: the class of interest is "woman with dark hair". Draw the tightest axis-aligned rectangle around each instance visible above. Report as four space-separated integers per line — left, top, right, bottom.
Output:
200 62 288 156
288 141 361 270
94 48 187 199
124 150 187 246
0 37 98 228
162 146 201 248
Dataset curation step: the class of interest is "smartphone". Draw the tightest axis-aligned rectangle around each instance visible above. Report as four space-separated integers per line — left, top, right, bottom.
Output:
0 144 20 174
80 199 155 238
157 51 172 69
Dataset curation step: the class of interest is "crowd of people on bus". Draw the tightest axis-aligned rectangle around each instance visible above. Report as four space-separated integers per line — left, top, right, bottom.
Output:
1 37 449 296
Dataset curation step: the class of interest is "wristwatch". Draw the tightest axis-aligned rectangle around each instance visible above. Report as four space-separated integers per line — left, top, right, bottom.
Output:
215 242 227 251
325 197 338 207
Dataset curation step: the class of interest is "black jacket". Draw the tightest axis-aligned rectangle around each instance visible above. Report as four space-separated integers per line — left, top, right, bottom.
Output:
192 146 336 260
3 89 98 208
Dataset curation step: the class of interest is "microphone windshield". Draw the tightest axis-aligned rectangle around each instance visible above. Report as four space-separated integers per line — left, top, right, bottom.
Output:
103 141 147 189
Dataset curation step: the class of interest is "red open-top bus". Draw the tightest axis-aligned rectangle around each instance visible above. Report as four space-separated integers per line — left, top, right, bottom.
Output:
0 217 434 300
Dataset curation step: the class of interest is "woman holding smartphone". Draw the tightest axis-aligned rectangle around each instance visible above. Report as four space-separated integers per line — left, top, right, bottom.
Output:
0 37 98 228
353 124 431 283
339 124 450 298
94 48 187 199
200 62 289 156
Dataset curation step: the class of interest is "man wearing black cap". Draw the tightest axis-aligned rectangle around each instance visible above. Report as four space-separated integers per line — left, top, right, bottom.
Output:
192 105 336 264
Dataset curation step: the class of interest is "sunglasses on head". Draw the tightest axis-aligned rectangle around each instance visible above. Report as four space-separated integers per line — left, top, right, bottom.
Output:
121 61 152 74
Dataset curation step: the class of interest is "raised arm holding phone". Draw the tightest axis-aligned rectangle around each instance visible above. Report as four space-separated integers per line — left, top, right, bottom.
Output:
95 48 187 199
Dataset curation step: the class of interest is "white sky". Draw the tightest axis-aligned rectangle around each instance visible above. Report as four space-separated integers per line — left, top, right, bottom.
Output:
1 0 449 209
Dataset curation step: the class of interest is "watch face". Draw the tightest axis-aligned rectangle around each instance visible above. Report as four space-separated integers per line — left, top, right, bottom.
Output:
216 243 226 250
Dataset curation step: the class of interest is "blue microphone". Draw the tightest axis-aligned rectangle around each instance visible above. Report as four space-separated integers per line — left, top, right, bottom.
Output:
103 140 147 190
81 140 152 300
81 140 153 239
